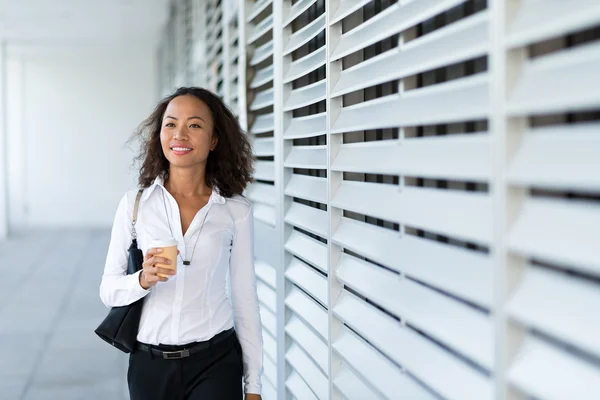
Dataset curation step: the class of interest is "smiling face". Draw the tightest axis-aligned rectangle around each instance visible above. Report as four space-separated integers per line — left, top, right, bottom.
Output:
160 94 218 170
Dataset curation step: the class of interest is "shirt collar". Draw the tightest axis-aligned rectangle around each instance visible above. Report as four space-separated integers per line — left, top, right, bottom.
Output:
140 175 226 204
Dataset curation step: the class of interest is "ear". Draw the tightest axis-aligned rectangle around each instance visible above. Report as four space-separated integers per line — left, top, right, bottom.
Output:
211 135 218 151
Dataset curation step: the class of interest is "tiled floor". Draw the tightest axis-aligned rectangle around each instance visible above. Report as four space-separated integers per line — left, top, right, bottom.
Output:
0 229 128 400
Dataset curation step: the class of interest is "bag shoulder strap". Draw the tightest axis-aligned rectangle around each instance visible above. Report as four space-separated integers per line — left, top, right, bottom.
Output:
131 189 144 239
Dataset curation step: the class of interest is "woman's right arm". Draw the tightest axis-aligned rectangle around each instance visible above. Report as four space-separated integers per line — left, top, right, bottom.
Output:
99 193 151 307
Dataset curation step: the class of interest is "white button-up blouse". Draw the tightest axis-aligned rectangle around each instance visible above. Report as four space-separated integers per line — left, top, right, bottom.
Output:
99 176 263 394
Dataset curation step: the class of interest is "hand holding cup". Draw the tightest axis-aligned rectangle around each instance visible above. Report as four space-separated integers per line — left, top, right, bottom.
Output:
140 239 179 289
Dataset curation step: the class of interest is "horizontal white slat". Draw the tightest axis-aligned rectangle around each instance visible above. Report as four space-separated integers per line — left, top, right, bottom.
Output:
333 361 384 400
332 11 488 98
251 64 274 88
333 216 493 308
334 290 493 400
285 343 329 399
255 260 277 289
261 306 277 338
253 137 275 157
284 113 327 139
329 0 372 26
205 2 216 22
332 180 493 245
507 265 600 359
250 87 275 111
263 354 277 388
250 39 274 66
507 123 600 192
247 0 272 22
508 197 600 276
285 257 328 306
333 134 491 181
229 28 239 47
230 101 240 117
246 182 277 207
257 280 276 313
263 327 277 362
283 46 326 84
247 182 276 206
284 145 327 169
333 326 439 400
254 160 275 181
331 74 489 133
248 14 273 44
253 203 276 227
284 201 328 238
262 378 277 400
206 46 222 68
284 230 328 273
508 335 600 399
286 370 319 400
507 41 600 116
285 287 328 340
283 0 319 27
283 80 326 111
336 253 493 369
284 13 326 56
286 315 328 373
229 81 239 100
284 174 327 204
330 0 466 61
250 113 274 134
506 0 600 48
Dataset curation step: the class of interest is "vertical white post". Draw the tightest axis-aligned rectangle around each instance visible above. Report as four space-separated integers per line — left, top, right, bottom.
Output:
237 0 249 132
272 1 288 398
222 0 232 105
0 40 8 239
326 1 342 398
490 0 508 397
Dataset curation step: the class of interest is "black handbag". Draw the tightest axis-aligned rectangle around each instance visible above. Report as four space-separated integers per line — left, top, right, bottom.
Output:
95 189 145 353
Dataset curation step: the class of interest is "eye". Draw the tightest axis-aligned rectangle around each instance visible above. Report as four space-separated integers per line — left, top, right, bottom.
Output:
165 122 175 128
190 123 201 129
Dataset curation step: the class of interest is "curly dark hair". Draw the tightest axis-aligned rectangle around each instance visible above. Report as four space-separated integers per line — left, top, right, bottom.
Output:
131 87 255 198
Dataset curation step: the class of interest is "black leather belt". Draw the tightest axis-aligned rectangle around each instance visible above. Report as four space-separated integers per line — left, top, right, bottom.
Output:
136 328 235 360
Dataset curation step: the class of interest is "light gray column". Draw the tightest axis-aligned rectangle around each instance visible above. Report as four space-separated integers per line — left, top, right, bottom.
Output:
0 40 8 239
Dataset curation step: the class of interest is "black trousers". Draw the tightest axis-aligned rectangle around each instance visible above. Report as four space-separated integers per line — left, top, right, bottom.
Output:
128 330 243 400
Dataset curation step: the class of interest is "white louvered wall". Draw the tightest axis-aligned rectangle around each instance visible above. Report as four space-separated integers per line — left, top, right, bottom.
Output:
157 0 600 399
278 1 329 400
244 1 280 399
206 0 225 97
493 1 600 399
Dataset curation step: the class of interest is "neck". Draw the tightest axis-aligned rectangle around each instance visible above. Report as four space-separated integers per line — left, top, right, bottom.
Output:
165 165 211 198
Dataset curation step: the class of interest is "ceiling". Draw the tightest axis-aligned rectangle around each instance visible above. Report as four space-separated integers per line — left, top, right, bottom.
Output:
0 0 171 47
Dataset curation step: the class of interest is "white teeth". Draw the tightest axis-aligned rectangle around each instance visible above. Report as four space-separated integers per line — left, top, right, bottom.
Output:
172 147 192 151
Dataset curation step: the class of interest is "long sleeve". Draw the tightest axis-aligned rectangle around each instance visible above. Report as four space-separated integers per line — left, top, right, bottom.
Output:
99 192 151 307
229 205 264 394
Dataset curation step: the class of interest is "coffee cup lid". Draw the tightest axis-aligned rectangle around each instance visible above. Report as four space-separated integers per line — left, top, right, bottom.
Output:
149 238 178 248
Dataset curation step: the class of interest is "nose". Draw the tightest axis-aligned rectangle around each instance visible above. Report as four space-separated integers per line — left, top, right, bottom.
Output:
173 126 188 139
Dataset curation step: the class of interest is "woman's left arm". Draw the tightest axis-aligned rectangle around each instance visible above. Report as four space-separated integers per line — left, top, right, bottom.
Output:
230 204 264 397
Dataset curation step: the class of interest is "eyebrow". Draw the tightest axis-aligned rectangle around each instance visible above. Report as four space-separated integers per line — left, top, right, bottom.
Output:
165 115 206 123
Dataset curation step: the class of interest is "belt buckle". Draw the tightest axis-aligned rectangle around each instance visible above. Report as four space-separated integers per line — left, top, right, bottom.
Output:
162 349 190 359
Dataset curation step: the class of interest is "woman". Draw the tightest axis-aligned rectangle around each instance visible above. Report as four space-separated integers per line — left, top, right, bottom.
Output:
100 87 263 400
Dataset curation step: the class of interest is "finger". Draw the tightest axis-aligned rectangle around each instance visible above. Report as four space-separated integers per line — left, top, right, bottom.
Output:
157 267 176 276
148 256 173 266
144 272 160 282
146 266 162 275
145 247 164 259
